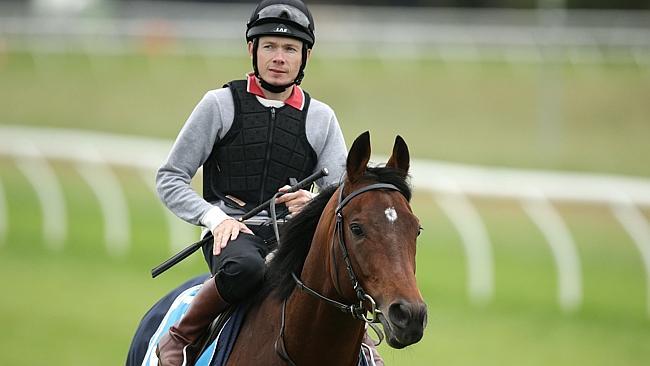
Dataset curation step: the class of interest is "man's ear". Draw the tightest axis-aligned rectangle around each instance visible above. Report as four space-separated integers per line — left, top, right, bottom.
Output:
306 48 312 61
247 41 254 58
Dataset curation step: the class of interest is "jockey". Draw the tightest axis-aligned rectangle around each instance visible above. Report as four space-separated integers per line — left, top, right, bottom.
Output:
155 0 383 364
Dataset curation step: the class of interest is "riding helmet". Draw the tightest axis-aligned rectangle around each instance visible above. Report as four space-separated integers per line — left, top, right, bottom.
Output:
246 0 315 48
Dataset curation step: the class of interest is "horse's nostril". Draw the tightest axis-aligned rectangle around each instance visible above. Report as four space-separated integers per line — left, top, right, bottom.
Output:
388 302 412 329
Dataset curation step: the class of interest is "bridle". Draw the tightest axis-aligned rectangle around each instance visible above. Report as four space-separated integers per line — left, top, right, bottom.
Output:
269 182 406 365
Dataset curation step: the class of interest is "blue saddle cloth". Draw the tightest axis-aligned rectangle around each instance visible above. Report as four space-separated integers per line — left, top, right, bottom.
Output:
129 274 375 366
138 282 246 366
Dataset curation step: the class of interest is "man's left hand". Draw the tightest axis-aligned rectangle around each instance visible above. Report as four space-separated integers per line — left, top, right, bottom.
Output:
275 186 314 214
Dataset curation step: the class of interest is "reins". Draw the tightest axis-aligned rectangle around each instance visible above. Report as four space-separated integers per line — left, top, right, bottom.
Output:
270 181 406 364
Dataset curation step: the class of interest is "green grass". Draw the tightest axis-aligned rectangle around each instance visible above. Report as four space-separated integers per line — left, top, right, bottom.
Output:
1 161 649 365
0 51 649 365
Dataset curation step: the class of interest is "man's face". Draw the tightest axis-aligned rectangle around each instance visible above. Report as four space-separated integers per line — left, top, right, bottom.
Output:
249 36 310 87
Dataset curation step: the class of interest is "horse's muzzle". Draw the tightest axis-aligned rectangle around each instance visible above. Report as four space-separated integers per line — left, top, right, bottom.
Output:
379 300 427 349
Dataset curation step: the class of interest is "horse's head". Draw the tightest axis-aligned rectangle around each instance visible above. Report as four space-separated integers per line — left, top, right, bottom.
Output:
337 131 427 349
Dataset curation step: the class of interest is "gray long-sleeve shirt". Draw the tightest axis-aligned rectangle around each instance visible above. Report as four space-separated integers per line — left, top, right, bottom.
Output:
156 87 347 231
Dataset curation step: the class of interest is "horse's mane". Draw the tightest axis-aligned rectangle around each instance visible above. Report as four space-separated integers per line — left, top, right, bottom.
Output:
258 166 412 302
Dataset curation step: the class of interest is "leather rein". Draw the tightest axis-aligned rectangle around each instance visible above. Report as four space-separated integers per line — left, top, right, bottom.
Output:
269 182 405 365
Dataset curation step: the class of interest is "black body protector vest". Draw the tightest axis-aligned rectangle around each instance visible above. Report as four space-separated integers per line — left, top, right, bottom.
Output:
203 80 317 210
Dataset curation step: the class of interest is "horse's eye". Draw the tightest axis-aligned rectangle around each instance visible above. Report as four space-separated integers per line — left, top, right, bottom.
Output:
350 223 365 237
417 225 423 237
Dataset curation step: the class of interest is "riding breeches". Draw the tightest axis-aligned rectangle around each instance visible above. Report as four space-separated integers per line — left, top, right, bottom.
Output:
201 225 275 304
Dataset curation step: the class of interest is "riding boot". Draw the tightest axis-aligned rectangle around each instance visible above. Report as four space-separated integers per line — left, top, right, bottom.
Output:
362 331 385 366
156 278 228 366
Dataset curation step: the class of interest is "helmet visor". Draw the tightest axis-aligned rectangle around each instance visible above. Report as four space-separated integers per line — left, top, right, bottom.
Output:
255 4 311 29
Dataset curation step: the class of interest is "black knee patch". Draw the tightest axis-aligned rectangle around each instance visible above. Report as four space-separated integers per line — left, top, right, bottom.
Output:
215 253 266 303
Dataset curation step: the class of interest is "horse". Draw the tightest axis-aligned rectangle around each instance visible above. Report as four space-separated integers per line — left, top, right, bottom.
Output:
127 131 427 365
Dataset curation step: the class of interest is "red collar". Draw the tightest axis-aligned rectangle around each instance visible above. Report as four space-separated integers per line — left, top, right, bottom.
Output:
246 73 305 111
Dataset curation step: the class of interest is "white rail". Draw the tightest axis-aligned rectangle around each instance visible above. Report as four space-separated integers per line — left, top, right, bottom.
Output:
12 143 67 251
75 155 130 257
611 195 650 318
1 125 649 315
431 177 494 306
522 191 582 313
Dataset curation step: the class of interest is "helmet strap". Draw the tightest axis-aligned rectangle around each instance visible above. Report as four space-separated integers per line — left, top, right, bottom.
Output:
251 38 309 93
294 43 308 85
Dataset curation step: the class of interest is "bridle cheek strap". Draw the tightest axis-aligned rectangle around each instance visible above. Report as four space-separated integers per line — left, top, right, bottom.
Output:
283 182 403 362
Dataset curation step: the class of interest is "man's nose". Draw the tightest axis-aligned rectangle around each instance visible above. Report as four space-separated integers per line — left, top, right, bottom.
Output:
271 51 286 63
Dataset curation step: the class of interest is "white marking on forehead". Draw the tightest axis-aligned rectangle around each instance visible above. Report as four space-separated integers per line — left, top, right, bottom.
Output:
385 207 398 223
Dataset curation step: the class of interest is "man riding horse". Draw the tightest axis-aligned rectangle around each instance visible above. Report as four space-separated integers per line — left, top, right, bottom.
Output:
155 0 383 364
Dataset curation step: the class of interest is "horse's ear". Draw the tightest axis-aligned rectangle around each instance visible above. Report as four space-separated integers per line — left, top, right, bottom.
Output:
346 131 371 183
386 135 410 175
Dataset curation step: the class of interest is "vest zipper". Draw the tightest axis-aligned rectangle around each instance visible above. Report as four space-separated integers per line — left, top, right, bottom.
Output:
260 107 276 204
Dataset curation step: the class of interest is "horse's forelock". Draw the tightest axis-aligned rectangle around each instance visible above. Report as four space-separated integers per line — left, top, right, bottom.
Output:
361 166 412 202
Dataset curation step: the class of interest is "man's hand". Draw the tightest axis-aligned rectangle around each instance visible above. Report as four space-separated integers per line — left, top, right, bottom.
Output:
212 219 253 256
275 186 314 215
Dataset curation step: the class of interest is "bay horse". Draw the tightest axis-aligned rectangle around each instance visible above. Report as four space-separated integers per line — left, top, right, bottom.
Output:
128 131 427 365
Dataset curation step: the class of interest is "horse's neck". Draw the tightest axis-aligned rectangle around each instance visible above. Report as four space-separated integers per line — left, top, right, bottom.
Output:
283 209 366 365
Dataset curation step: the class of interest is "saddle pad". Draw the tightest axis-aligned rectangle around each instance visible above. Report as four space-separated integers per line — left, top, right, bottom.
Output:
140 284 247 366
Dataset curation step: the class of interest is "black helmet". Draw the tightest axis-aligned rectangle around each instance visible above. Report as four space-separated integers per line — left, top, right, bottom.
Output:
246 0 315 92
246 0 315 48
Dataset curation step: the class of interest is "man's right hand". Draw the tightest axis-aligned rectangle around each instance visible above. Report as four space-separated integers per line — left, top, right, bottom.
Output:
212 219 253 256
